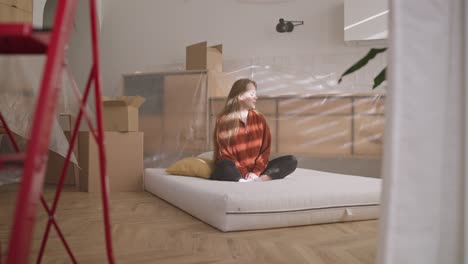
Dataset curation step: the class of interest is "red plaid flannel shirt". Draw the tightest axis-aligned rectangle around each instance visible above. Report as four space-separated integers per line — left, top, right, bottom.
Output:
214 110 271 177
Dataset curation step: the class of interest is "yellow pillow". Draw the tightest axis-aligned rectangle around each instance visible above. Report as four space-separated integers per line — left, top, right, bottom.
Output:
165 157 214 179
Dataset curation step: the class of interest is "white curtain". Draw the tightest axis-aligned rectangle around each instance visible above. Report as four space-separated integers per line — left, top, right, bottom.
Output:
377 0 466 263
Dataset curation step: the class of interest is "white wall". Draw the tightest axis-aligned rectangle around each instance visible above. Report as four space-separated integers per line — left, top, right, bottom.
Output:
33 0 47 27
344 0 388 42
34 0 387 97
34 0 386 97
94 0 386 95
41 0 102 96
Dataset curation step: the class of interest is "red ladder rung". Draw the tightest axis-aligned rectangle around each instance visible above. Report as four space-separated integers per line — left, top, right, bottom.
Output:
0 23 51 54
0 153 25 169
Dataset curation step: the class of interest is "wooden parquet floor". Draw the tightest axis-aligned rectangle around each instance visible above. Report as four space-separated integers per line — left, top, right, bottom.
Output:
0 184 378 264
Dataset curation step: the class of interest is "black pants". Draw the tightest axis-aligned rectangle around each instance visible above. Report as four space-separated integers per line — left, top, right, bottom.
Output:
211 155 298 182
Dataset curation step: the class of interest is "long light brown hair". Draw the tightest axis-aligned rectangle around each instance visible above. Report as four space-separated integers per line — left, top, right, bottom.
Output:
214 78 257 146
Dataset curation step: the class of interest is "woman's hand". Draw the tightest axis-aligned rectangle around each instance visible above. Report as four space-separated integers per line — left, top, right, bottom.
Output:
245 172 259 180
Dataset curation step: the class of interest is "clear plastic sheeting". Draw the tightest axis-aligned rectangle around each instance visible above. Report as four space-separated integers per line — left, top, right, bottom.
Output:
0 56 81 170
123 71 210 168
123 55 386 177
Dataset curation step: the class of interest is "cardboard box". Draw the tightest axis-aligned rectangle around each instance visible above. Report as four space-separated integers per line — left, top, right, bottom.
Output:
44 133 80 186
45 114 80 187
58 113 77 131
0 0 32 23
103 96 145 132
78 131 144 192
207 71 234 97
186 42 223 72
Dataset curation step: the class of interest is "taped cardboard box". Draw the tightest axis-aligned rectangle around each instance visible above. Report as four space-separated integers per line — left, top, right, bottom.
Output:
78 131 144 192
186 41 223 72
103 96 145 132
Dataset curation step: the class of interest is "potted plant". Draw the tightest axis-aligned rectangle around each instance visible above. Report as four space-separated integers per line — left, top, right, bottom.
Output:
338 48 387 89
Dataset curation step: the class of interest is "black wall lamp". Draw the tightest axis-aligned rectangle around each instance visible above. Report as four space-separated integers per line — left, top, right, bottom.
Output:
276 18 304 33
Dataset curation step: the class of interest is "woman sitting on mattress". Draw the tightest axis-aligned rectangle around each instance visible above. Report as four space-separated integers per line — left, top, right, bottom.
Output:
211 78 297 182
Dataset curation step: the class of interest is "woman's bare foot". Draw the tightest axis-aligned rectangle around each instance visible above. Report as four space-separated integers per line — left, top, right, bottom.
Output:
259 175 272 181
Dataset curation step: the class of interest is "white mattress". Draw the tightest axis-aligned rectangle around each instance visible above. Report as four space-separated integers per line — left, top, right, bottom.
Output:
144 168 381 232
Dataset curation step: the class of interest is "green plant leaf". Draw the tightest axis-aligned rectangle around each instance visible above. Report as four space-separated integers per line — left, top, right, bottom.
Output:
373 67 386 89
338 48 387 83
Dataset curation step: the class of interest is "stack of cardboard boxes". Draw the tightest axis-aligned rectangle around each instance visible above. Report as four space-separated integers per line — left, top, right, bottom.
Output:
185 41 233 97
186 42 223 72
121 42 234 159
78 96 145 192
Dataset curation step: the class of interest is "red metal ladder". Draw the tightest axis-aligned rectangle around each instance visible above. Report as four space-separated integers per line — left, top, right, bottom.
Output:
0 0 115 263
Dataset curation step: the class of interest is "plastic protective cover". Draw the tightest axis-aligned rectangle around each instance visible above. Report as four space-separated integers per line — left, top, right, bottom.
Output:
0 54 386 183
0 57 83 184
123 55 386 177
